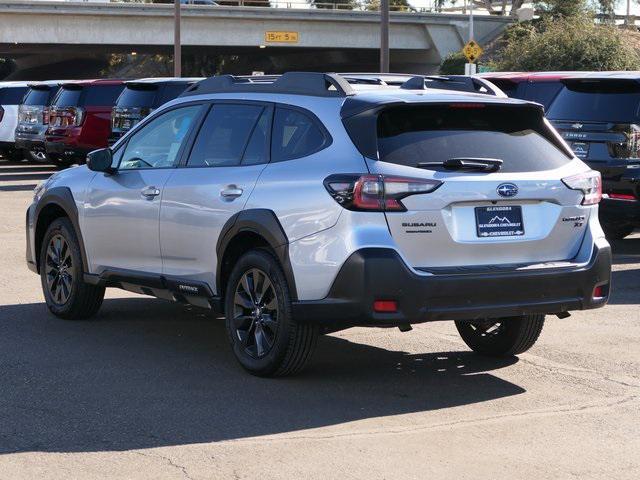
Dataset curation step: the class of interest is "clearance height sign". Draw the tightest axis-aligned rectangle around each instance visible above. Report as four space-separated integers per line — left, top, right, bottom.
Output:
265 31 299 43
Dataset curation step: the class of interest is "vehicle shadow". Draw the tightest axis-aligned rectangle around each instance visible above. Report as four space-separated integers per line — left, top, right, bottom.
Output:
0 298 523 454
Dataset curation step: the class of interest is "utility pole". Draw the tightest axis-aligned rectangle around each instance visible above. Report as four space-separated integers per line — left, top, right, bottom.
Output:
174 0 182 77
380 0 389 73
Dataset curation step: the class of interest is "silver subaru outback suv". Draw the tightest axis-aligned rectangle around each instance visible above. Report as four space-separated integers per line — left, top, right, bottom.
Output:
26 73 612 377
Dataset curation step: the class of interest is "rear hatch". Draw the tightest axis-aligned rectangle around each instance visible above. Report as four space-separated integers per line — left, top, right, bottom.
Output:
111 83 159 142
17 85 58 133
345 101 593 271
548 78 640 177
48 83 124 135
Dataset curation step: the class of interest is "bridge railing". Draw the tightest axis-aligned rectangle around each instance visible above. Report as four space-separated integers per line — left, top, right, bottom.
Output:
105 0 447 14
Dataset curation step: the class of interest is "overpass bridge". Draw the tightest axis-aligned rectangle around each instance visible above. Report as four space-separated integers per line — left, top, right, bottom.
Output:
0 1 513 78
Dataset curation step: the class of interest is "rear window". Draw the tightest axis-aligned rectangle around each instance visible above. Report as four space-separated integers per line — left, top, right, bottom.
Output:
52 87 83 107
84 84 125 106
23 87 54 106
487 79 519 98
525 81 564 109
157 83 189 106
377 104 572 173
0 87 28 105
116 86 158 108
547 79 640 122
271 107 330 162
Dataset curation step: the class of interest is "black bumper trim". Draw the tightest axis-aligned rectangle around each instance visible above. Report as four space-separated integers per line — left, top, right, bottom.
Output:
292 246 612 327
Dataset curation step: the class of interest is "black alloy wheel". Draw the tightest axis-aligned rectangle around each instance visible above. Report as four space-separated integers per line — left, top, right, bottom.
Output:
44 234 74 305
232 268 279 359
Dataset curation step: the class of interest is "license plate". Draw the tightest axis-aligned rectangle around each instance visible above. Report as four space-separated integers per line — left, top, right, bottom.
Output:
475 206 524 237
571 142 590 159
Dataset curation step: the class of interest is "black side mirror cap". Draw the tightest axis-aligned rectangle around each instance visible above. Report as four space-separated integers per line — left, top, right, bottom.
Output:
87 148 115 174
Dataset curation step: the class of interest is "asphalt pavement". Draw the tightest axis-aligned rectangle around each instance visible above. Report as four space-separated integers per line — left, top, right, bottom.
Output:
0 160 638 479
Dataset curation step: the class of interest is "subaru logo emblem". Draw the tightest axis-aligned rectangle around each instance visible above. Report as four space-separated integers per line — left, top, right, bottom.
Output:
497 183 518 198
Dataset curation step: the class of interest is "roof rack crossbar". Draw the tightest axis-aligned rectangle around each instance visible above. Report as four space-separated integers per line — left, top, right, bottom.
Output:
181 72 355 98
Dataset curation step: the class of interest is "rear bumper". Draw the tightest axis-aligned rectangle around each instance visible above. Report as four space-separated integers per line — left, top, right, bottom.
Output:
292 244 612 328
600 197 640 226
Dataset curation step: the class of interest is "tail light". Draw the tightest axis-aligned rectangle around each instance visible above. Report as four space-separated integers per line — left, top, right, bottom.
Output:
608 123 640 159
49 106 85 127
562 170 602 205
324 174 442 212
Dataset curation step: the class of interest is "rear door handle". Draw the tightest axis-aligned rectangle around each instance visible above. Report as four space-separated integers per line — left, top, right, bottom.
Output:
141 186 160 198
220 186 243 199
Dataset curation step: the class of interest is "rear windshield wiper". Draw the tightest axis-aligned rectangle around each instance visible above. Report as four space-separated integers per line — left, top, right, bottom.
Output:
417 158 503 172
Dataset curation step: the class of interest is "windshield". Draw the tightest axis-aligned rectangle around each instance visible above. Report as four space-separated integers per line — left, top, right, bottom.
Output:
116 86 158 108
547 79 640 122
377 104 572 173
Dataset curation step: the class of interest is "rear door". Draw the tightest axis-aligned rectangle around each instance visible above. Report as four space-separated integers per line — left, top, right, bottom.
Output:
364 102 591 270
160 101 272 288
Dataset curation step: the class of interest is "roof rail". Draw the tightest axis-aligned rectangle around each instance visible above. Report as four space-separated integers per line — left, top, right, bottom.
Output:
400 75 506 97
181 72 355 98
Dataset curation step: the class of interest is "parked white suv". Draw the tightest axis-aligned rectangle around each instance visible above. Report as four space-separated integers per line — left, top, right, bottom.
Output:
26 73 612 376
0 81 30 160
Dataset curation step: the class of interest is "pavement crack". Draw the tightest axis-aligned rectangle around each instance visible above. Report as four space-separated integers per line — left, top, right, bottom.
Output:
134 451 194 480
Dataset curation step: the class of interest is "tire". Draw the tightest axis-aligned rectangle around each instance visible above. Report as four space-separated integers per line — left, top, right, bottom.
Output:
39 217 105 320
224 249 317 377
602 223 635 241
455 315 545 357
25 150 50 164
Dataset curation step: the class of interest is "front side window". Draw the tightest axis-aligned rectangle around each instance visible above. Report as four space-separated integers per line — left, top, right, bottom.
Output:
187 104 265 167
271 107 329 162
119 105 202 170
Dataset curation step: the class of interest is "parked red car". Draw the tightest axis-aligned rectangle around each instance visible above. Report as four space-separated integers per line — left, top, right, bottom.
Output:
479 72 581 109
45 79 125 167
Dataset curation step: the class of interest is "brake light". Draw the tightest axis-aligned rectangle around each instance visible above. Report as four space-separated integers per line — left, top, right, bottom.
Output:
49 106 85 127
324 174 442 212
448 103 486 109
562 171 602 205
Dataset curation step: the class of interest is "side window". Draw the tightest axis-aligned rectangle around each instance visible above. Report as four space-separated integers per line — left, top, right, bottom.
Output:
187 104 264 168
271 107 329 162
119 105 202 170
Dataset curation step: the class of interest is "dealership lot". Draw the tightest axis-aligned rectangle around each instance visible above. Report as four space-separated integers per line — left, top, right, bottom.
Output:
0 160 639 479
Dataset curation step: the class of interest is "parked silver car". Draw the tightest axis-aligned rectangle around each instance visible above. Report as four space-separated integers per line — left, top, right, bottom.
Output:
26 72 612 376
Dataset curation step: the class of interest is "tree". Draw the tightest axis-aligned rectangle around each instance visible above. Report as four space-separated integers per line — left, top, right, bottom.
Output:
497 14 640 71
439 51 466 74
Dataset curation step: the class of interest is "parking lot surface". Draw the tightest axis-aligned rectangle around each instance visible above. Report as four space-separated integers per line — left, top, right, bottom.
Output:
0 160 639 479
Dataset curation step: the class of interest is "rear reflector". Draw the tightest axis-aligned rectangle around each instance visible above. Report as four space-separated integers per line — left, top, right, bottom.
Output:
609 193 637 201
593 285 608 300
373 300 398 313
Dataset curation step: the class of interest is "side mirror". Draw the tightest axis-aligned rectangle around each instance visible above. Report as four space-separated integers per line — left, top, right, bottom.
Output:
87 148 115 174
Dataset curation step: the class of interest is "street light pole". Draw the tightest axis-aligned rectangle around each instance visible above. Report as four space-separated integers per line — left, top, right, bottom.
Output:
174 0 182 77
380 0 389 73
